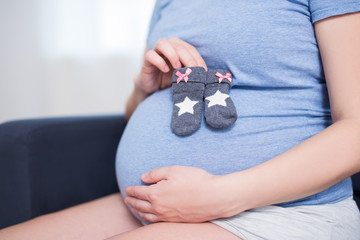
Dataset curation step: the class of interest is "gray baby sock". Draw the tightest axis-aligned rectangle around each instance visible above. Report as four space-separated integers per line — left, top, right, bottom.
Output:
204 69 237 128
171 67 206 136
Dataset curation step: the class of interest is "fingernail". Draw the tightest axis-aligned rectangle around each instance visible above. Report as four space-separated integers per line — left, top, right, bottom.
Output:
163 65 170 72
176 62 182 69
141 172 148 180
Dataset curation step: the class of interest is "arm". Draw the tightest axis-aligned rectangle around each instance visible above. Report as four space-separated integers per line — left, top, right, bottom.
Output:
124 12 360 223
125 40 207 121
224 12 360 213
220 12 360 214
125 76 149 121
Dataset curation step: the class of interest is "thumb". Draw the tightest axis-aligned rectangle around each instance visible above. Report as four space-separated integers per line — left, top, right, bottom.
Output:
141 167 170 184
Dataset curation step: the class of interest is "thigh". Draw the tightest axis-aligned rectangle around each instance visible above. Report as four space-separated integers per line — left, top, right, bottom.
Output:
107 222 242 240
0 193 142 240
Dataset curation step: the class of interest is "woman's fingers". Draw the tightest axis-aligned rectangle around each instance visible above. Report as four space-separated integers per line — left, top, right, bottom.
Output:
173 44 199 67
125 185 149 201
153 39 182 69
124 187 162 222
141 167 171 184
144 49 170 73
132 208 161 223
171 38 207 70
152 38 206 70
139 38 206 94
124 196 153 213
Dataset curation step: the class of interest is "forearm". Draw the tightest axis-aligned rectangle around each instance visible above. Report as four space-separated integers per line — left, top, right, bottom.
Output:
220 119 360 216
125 74 149 121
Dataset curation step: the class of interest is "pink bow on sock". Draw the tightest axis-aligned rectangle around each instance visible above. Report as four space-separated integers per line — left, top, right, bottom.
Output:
215 72 232 83
176 68 192 84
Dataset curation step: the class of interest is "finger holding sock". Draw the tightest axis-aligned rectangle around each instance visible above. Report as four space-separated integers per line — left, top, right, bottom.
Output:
171 67 206 136
204 69 238 128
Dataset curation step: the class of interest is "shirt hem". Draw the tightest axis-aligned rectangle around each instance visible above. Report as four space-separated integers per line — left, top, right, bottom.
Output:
311 3 360 23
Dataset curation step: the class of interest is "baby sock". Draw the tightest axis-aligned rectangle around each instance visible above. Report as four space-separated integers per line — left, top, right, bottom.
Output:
171 67 206 136
204 69 237 128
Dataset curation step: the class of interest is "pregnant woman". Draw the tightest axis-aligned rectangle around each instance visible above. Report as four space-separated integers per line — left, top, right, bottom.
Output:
1 1 360 239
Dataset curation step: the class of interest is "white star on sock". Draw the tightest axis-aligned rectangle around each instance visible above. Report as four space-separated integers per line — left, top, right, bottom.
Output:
206 90 229 107
175 96 199 116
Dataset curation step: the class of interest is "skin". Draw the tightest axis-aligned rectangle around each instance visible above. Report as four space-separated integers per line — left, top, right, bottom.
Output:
0 193 143 240
0 11 359 240
125 37 207 121
116 11 360 233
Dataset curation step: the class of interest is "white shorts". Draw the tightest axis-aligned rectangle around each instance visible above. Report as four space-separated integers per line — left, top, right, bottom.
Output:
211 197 360 240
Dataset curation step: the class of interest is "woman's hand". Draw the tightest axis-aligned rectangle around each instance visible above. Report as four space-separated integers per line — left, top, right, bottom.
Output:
136 37 207 95
124 165 237 223
126 38 207 120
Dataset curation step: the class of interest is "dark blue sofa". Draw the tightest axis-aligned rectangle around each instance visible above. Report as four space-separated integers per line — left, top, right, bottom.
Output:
0 115 359 229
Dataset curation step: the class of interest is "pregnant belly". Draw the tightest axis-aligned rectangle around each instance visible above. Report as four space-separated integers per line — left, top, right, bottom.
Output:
115 88 324 200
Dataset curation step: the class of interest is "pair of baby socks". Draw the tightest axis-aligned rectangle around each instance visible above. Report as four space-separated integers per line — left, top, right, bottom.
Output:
171 67 237 136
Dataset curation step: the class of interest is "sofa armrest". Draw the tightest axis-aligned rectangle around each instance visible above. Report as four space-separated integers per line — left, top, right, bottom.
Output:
352 172 360 209
0 115 126 229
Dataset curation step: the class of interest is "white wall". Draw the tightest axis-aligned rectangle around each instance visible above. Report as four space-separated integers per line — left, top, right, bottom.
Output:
0 0 155 123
